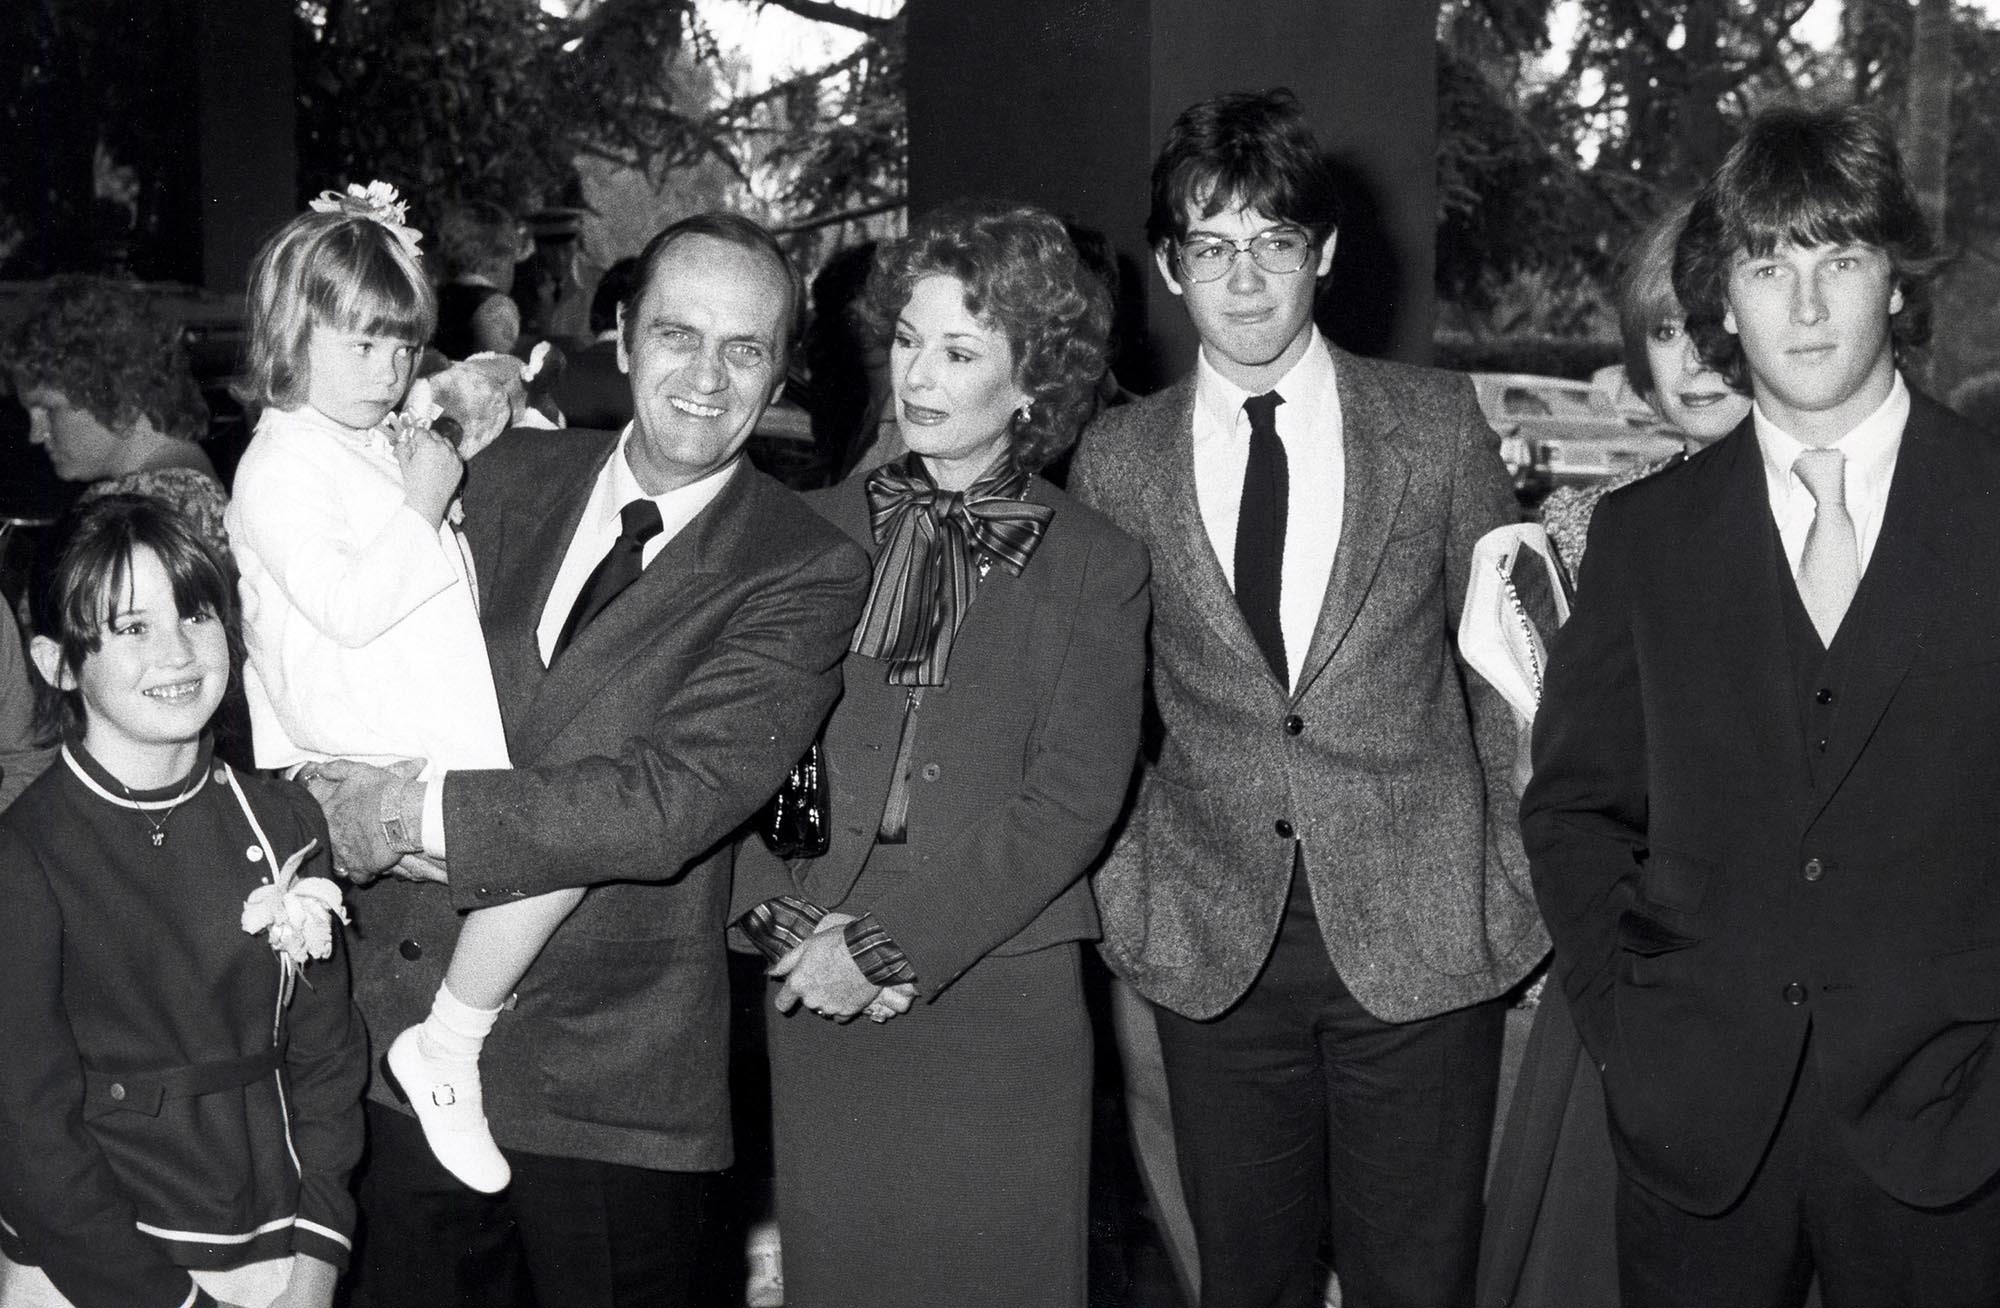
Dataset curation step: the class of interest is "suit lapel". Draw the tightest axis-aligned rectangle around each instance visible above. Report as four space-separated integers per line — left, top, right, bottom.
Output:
1145 381 1275 679
1804 400 1952 825
1294 349 1410 699
510 460 753 759
1683 427 1813 810
480 439 608 723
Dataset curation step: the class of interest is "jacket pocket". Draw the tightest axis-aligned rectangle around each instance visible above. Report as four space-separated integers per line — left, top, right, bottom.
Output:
1615 908 1699 958
1637 847 1712 915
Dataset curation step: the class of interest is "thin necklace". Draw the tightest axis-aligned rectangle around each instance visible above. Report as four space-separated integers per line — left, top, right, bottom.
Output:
117 772 205 849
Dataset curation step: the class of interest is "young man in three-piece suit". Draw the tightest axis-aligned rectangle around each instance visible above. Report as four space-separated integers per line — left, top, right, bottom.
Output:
1526 105 2000 1306
1071 88 1543 1308
309 214 868 1308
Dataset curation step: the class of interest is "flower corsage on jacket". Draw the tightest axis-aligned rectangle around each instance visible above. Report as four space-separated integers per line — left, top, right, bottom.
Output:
241 837 348 999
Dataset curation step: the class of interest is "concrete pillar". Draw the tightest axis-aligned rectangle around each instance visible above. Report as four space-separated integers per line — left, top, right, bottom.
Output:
193 0 297 291
908 0 1439 391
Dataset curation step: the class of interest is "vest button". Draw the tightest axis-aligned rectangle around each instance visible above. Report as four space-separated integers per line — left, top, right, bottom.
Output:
1274 819 1295 839
1815 687 1835 704
920 763 941 782
1782 982 1808 1005
399 939 424 961
1283 715 1304 736
1802 858 1824 882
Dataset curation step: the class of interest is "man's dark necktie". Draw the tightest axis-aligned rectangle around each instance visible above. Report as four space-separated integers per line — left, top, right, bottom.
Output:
1235 390 1289 685
554 498 664 659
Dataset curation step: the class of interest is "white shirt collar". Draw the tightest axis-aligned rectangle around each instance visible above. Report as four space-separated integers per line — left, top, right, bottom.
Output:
534 428 740 666
1753 371 1908 504
1194 326 1337 438
602 422 741 525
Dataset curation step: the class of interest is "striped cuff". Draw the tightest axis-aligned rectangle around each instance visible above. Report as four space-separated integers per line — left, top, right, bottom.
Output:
844 913 918 985
738 897 825 962
739 899 918 986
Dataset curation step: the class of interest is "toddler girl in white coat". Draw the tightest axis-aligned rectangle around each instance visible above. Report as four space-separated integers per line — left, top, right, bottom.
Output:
228 183 577 1194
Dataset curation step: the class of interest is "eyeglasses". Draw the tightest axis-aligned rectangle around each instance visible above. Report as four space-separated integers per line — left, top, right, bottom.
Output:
1175 228 1316 282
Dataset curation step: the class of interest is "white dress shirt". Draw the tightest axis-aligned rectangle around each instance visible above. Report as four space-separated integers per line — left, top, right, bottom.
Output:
1191 328 1345 689
421 429 740 852
532 428 741 666
1753 371 1909 581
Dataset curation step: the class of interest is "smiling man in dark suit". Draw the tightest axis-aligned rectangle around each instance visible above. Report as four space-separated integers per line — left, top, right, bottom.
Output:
1525 104 2000 1307
1070 89 1542 1308
311 213 868 1308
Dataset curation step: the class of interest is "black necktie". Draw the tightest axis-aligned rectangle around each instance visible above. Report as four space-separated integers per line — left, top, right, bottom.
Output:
555 499 664 659
1235 391 1289 684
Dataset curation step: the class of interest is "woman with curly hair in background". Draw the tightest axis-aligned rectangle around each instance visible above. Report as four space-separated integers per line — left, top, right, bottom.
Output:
5 276 226 554
733 202 1150 1307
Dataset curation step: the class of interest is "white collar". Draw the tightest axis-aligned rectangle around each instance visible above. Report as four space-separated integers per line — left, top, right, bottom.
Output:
1753 370 1908 496
599 424 741 523
1194 327 1338 438
61 743 212 810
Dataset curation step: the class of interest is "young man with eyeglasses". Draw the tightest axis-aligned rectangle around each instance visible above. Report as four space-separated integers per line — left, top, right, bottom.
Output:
1071 88 1542 1308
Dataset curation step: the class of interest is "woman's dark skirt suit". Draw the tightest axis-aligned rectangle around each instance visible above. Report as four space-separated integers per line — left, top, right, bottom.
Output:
734 464 1150 1307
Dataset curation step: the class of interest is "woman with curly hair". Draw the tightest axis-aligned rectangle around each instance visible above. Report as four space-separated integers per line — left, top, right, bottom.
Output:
5 276 226 554
733 202 1150 1307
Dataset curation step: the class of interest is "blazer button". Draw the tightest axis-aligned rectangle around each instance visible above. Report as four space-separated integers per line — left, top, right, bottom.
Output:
399 939 424 961
1802 858 1824 882
920 763 941 782
1283 714 1304 736
109 1082 127 1101
1274 819 1295 839
1815 687 1835 704
1782 982 1808 1005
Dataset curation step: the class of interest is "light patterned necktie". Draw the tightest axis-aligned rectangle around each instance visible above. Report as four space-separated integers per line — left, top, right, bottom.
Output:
1793 448 1859 645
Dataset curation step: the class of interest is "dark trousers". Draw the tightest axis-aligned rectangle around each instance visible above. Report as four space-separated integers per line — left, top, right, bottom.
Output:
1617 1042 2000 1308
1153 870 1506 1308
347 1101 727 1308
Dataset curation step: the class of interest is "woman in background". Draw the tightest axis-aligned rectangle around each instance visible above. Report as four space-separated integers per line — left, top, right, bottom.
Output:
6 276 224 554
734 202 1148 1308
1537 201 1750 573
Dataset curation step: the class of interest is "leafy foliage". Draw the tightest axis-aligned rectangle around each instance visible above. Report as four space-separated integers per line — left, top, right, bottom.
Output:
296 0 905 258
742 15 905 232
296 0 714 220
0 0 203 278
1846 0 2000 250
1436 27 1637 317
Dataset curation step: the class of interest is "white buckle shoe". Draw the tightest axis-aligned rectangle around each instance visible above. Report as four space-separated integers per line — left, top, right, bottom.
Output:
385 1025 511 1193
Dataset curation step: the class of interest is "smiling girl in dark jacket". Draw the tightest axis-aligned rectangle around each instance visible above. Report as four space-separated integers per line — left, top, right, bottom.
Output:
0 495 365 1308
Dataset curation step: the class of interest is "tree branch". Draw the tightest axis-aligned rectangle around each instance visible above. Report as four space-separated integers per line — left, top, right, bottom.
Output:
770 196 906 234
755 0 893 35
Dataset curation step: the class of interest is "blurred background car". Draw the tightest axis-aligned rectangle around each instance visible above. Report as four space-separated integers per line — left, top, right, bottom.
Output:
1472 371 1683 508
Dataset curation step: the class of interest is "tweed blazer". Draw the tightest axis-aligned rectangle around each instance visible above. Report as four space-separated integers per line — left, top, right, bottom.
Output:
342 428 868 1172
1070 343 1545 1023
733 470 1149 996
1525 393 2000 1214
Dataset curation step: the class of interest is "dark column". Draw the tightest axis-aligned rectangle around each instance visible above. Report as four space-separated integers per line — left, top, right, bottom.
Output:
908 0 1438 391
193 0 297 291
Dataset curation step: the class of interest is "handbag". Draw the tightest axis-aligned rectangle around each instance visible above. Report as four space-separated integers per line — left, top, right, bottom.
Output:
756 739 829 858
1458 523 1572 723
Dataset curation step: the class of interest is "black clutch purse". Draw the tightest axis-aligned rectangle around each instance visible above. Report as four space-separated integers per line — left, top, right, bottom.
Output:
756 740 829 858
